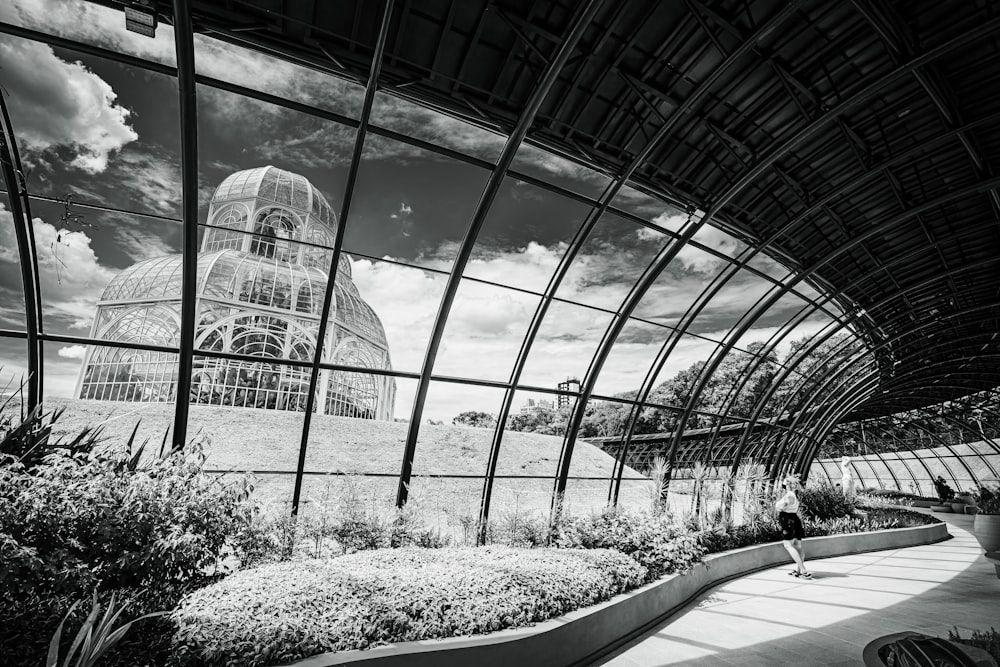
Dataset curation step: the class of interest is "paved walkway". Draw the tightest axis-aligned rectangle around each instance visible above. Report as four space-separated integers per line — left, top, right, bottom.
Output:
596 511 1000 666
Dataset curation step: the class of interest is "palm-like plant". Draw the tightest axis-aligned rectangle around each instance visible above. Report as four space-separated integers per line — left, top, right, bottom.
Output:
47 592 166 667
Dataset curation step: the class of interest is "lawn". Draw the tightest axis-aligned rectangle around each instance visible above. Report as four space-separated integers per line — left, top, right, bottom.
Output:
41 398 653 521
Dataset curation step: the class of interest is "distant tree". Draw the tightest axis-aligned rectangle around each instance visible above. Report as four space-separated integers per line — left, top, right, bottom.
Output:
452 411 497 429
506 405 572 436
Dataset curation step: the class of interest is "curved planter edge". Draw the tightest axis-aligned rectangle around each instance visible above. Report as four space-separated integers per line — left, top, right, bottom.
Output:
282 522 950 667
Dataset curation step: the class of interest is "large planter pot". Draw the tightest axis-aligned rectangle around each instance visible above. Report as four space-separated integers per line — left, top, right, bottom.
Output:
951 502 968 513
973 513 1000 553
955 493 975 505
965 505 980 516
931 504 952 512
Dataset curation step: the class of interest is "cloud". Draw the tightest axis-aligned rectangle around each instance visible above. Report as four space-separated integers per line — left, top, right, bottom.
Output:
57 344 87 359
345 231 820 420
115 227 177 263
0 203 117 331
0 37 136 173
108 148 182 216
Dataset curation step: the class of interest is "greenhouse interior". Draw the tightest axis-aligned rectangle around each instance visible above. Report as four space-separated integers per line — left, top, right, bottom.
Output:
0 1 998 666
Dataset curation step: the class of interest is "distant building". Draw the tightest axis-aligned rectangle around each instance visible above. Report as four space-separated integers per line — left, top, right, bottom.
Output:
519 398 554 415
557 377 581 409
76 166 395 420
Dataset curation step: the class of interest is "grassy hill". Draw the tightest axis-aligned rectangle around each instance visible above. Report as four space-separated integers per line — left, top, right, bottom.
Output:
40 398 653 522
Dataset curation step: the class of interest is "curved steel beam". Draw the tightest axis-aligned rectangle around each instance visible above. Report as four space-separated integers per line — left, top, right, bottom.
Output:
0 86 42 411
479 1 808 535
773 317 1000 482
292 0 395 514
397 0 605 506
727 247 1000 481
591 19 1000 496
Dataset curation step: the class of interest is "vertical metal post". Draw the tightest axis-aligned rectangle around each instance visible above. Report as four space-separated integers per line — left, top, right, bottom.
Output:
170 0 199 450
0 92 42 411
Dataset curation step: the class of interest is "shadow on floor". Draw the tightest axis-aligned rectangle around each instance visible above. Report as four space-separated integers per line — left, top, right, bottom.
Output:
593 512 999 667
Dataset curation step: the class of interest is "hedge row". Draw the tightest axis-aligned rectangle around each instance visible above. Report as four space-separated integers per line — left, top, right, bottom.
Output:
170 546 646 666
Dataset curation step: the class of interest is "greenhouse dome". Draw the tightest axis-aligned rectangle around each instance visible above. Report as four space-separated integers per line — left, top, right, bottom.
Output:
76 167 395 420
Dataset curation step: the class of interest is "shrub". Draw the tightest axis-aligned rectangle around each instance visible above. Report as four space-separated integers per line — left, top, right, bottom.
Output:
0 438 256 666
974 483 1000 515
0 440 255 600
697 505 939 553
170 546 646 666
553 507 705 579
798 481 855 520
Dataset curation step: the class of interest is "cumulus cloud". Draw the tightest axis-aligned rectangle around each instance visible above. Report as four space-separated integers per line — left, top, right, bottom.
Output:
345 230 816 421
57 344 88 359
0 204 117 331
0 37 136 173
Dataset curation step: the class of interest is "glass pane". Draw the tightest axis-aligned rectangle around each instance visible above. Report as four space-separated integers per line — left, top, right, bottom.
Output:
464 177 591 293
556 212 669 311
33 206 182 338
341 137 490 270
370 90 505 163
633 240 727 327
304 373 415 474
564 397 650 515
194 34 365 120
487 388 572 526
45 341 179 444
688 269 777 337
592 318 668 397
0 202 26 331
2 0 179 67
0 337 29 410
0 35 182 219
411 381 505 475
510 143 611 200
196 86 353 222
611 183 675 221
519 301 615 390
187 357 307 513
432 280 540 382
344 258 448 374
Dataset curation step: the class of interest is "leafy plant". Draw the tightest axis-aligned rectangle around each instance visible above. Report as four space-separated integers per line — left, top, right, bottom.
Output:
798 480 855 520
553 507 705 580
973 483 1000 515
170 547 646 666
46 592 165 667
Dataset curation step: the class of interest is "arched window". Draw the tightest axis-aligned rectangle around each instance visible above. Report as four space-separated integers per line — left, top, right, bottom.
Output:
250 208 298 260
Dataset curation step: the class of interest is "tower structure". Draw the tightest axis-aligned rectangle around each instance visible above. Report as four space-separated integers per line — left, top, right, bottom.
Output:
76 166 395 420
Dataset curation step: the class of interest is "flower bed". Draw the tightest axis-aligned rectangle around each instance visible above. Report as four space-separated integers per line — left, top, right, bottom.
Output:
170 547 646 667
169 503 938 666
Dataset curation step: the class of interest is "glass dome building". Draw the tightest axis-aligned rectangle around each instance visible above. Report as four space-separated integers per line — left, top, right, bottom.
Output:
75 166 396 420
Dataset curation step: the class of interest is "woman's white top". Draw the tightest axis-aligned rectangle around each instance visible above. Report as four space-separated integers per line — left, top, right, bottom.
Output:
775 490 799 514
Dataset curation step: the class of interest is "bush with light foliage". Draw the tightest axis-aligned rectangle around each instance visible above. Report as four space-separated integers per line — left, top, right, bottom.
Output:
170 546 646 666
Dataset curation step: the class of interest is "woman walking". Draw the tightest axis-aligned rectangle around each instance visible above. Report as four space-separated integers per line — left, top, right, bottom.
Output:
775 475 812 579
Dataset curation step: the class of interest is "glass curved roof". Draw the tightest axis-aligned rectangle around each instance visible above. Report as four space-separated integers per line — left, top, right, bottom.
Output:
0 0 997 523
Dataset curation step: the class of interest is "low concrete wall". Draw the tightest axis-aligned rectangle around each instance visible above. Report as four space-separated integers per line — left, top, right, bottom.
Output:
284 522 950 667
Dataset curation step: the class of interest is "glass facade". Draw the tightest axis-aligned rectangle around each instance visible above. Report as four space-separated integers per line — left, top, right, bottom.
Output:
1 0 998 536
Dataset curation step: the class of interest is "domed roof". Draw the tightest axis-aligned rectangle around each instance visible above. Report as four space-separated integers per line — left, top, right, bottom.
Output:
101 255 183 302
211 166 335 226
99 250 388 350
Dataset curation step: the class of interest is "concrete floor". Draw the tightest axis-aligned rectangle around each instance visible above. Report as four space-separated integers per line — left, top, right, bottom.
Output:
595 511 1000 667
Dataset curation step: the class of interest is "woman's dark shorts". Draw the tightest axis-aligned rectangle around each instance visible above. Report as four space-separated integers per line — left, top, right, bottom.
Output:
778 511 804 541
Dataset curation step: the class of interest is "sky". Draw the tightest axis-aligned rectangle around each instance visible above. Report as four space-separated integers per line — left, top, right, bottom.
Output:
0 0 840 422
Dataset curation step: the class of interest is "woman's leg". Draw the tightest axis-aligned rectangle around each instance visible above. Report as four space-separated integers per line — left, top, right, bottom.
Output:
783 539 805 573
